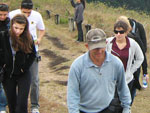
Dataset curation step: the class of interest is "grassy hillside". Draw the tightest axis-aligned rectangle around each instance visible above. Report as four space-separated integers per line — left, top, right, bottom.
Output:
4 0 150 113
6 0 150 44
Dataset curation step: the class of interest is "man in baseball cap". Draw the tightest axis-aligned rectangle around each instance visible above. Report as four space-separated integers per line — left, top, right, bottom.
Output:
67 28 131 113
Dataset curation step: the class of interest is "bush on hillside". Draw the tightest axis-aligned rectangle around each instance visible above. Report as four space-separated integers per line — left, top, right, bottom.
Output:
86 0 150 13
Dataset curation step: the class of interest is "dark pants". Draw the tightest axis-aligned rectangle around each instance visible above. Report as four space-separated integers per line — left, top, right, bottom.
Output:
76 21 83 42
131 68 141 104
128 79 134 93
2 71 31 113
128 79 134 105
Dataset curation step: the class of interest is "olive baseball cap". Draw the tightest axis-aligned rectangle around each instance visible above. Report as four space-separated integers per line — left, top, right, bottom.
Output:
86 28 106 50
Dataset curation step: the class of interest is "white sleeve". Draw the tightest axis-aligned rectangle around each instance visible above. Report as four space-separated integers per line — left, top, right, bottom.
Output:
130 40 144 74
37 13 45 30
9 9 21 20
9 11 16 20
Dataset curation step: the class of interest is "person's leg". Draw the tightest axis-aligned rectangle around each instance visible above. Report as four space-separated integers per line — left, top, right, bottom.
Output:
128 79 134 105
16 71 31 113
0 83 7 111
2 78 17 113
76 21 83 42
30 59 40 110
131 68 141 104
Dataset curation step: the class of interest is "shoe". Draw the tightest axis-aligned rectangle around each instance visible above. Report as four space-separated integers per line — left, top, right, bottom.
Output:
75 40 80 43
31 108 40 113
75 40 83 43
0 111 7 113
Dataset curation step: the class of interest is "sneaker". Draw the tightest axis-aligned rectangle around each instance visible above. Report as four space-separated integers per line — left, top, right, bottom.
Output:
0 111 7 113
31 109 40 113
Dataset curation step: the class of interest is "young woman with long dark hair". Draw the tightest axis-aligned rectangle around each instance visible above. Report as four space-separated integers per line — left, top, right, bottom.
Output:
2 14 36 113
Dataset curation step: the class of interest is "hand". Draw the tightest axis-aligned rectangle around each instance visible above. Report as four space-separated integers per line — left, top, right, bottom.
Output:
21 69 24 73
146 74 149 82
34 39 38 45
37 38 42 45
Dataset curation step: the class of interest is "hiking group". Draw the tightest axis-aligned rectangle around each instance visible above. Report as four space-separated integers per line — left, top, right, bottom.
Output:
0 0 149 113
68 0 149 113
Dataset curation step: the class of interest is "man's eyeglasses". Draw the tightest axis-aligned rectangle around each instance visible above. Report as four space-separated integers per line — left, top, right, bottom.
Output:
114 30 125 34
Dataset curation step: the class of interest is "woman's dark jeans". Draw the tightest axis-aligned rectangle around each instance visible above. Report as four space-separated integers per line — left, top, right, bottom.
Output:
3 71 31 113
76 21 83 42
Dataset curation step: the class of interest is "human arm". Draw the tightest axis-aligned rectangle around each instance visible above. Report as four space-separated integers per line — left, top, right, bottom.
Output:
34 12 45 45
137 23 147 52
70 0 76 8
36 30 45 45
22 42 36 71
67 63 80 113
116 62 131 113
13 42 36 75
129 34 148 74
137 23 148 75
130 40 144 74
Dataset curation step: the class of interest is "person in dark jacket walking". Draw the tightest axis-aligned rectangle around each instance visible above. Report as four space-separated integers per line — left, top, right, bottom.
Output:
70 0 85 42
0 3 9 113
9 1 46 112
2 14 36 113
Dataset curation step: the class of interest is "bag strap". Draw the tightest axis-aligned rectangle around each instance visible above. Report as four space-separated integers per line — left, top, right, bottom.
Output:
114 85 118 98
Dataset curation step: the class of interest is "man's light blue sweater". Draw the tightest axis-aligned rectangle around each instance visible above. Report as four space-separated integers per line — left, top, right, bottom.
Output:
67 51 131 113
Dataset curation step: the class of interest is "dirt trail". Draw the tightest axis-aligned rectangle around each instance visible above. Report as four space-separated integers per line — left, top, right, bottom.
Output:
35 30 150 113
37 33 69 113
